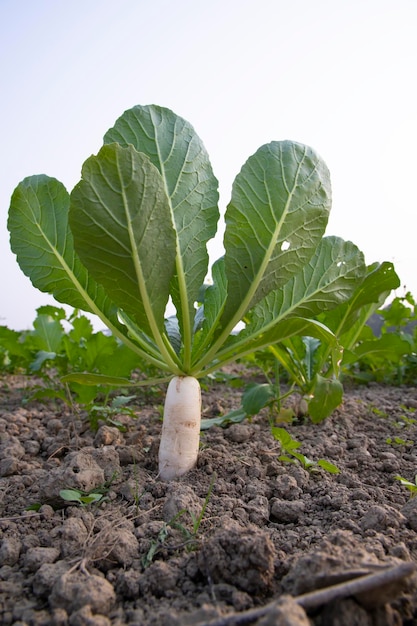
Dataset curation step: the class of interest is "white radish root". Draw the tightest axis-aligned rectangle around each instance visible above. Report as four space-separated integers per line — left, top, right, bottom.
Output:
158 376 201 481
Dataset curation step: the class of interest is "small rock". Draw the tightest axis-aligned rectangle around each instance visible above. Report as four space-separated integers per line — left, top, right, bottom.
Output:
139 560 179 597
0 437 25 459
33 561 71 597
360 505 406 531
197 525 276 594
94 425 123 447
162 483 202 522
273 475 302 500
0 457 21 477
39 449 105 502
256 596 310 626
69 604 112 626
50 571 116 613
0 536 21 566
225 424 252 443
90 446 121 480
24 547 60 572
245 495 270 525
95 526 139 569
24 439 41 455
270 499 305 523
115 569 141 599
401 498 417 531
60 518 89 558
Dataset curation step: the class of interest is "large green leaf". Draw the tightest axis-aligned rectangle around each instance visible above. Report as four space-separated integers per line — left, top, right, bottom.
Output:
319 261 400 346
221 141 332 329
308 375 344 423
8 175 118 322
104 104 220 356
244 236 365 334
348 333 413 364
69 143 177 343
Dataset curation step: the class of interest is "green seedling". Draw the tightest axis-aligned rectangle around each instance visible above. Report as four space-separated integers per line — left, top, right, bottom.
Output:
88 394 137 431
272 427 340 474
395 475 417 497
369 406 388 418
59 489 107 506
59 471 117 507
386 436 414 447
9 104 374 480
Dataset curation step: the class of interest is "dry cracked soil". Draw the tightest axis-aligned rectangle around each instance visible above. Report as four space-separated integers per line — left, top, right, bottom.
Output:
1 370 417 626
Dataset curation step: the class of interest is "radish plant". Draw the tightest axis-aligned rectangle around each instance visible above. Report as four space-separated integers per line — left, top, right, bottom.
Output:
8 104 367 480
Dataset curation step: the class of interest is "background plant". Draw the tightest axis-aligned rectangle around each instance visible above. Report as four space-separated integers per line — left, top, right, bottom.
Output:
344 291 417 384
0 305 153 413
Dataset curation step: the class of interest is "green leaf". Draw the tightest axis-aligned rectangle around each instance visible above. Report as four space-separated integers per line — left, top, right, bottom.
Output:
8 176 118 321
59 489 83 503
221 141 332 329
61 371 171 388
30 350 57 372
70 143 176 342
80 493 104 505
61 372 134 386
165 316 182 354
31 313 64 353
317 459 340 474
242 383 275 415
271 427 302 451
0 326 32 365
307 375 344 423
104 104 220 360
320 262 400 345
68 315 94 342
352 333 413 364
200 407 247 430
246 237 366 332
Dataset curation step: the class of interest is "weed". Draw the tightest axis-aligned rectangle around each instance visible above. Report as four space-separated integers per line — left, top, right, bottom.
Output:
59 489 107 506
271 427 340 474
142 473 216 567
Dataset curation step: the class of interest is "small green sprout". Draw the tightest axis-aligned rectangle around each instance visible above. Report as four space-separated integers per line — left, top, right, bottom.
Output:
89 394 137 431
272 427 340 474
386 436 414 447
394 475 417 497
59 489 107 506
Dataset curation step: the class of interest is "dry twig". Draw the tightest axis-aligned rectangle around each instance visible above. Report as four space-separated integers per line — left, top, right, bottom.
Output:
198 561 416 626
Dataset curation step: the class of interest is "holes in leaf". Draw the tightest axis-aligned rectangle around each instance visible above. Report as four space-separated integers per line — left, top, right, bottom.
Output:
337 261 346 268
281 241 291 251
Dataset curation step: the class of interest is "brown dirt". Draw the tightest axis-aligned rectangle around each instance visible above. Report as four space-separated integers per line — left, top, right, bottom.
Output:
1 372 417 625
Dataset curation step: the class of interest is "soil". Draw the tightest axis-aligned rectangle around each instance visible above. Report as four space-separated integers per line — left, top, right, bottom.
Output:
1 371 417 626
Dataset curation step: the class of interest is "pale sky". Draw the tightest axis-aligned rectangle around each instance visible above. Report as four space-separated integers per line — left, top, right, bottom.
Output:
1 0 416 330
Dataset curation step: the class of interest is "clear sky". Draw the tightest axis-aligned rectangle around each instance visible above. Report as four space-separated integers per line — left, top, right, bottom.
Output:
1 0 416 330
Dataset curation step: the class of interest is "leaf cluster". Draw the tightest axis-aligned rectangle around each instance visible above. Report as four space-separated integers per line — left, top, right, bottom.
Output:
7 104 371 392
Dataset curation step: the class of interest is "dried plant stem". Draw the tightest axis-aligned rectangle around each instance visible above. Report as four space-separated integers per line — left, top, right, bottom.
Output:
199 561 416 626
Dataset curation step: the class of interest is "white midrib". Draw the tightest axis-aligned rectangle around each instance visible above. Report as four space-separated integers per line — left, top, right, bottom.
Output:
152 114 193 371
